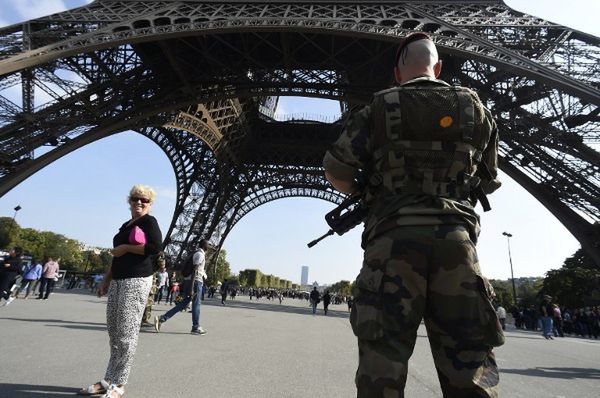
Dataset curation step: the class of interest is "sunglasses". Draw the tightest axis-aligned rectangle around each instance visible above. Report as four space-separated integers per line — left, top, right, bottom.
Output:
129 196 151 204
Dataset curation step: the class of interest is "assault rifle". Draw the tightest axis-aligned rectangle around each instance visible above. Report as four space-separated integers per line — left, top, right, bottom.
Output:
307 193 367 248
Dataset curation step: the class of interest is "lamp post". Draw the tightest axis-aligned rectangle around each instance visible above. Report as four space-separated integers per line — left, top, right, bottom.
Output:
502 232 518 308
7 205 21 242
12 205 22 221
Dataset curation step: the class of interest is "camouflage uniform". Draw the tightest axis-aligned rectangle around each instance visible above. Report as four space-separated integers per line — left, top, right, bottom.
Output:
142 269 158 326
324 76 504 397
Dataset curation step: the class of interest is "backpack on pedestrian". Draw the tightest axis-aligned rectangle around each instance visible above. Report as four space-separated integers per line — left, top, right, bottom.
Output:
180 253 195 278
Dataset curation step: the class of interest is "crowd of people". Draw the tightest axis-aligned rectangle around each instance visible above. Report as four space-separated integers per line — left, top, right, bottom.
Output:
1 249 352 316
0 251 62 305
510 298 600 340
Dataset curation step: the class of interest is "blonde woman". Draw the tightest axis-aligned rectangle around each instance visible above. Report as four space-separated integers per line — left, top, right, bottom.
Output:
78 185 162 398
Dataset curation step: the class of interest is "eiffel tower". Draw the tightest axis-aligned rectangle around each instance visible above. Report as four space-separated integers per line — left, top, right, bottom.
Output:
0 0 599 266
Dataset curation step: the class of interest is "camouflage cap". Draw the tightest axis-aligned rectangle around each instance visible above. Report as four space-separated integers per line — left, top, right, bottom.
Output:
394 32 433 67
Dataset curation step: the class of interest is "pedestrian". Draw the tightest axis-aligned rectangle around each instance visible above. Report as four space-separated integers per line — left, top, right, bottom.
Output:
165 271 179 305
553 304 564 337
92 274 104 293
496 304 507 331
323 32 504 397
221 278 229 305
78 184 162 398
540 295 554 339
66 275 75 290
154 262 168 304
0 247 23 306
37 257 60 300
154 239 209 335
15 257 42 298
563 309 573 335
323 290 331 315
310 286 320 315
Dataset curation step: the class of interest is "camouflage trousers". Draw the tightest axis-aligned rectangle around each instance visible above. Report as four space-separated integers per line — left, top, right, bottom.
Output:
142 281 157 325
351 225 504 398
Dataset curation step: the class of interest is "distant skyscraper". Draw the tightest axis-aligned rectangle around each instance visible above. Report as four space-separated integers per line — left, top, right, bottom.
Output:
301 266 309 286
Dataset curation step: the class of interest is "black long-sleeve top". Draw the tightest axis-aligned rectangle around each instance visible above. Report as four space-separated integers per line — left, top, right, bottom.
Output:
0 255 22 276
111 214 162 280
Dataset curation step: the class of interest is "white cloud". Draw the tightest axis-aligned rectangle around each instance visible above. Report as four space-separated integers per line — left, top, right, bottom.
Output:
13 0 68 22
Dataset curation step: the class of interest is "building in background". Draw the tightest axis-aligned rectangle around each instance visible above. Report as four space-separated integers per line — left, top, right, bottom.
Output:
301 265 309 286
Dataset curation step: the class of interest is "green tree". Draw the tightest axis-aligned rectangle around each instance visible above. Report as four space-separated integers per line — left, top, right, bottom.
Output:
489 279 514 310
40 232 83 271
206 248 231 286
239 269 265 287
16 227 46 260
238 270 249 286
99 250 113 271
227 275 239 286
0 217 20 249
82 250 103 273
542 249 600 308
265 274 274 288
330 280 353 296
516 278 544 308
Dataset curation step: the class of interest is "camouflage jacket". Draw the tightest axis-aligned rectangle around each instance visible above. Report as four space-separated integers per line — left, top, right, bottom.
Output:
323 77 501 242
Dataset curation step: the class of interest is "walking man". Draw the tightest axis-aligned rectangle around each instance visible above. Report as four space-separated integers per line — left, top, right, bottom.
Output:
323 290 332 315
310 286 320 315
323 32 504 397
154 263 169 304
0 247 23 305
155 240 208 335
540 295 554 339
38 257 59 300
496 304 507 331
220 279 229 305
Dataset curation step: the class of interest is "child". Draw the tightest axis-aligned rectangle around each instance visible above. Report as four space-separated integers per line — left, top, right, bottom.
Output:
166 271 180 305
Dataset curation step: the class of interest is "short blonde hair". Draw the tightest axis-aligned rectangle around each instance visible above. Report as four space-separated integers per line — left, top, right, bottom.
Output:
128 184 156 204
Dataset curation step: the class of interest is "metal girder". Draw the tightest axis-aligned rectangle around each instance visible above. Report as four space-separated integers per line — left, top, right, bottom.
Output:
0 0 598 265
1 2 598 101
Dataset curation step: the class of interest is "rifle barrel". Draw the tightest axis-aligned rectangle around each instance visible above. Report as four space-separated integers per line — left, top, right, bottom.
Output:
307 229 335 248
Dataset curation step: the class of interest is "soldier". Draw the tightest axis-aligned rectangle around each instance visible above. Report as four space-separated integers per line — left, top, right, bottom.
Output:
141 255 163 327
323 32 504 397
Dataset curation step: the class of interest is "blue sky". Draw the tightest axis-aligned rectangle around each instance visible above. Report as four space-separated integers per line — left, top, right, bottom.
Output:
0 0 597 284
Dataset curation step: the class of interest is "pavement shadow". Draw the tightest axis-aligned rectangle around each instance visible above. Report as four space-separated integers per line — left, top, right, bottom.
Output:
0 383 76 397
200 298 351 319
504 334 546 340
0 317 106 331
501 367 600 380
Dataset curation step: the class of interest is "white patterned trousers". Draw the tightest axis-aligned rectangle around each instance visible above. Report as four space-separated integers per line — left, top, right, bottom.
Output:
104 276 152 385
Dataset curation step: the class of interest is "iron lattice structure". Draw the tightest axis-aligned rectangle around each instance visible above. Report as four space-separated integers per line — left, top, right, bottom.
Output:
0 0 599 265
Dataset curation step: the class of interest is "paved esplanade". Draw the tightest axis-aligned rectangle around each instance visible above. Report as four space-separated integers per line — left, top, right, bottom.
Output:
1 292 599 397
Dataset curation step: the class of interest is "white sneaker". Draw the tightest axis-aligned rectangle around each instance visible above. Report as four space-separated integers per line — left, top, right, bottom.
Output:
154 315 162 332
191 327 207 335
3 296 15 306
